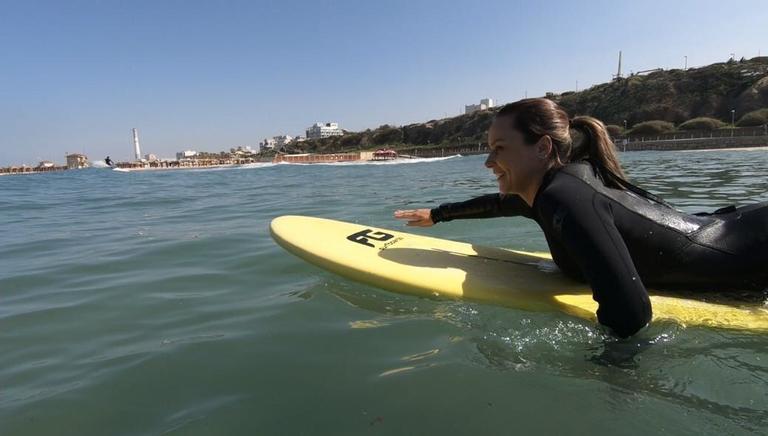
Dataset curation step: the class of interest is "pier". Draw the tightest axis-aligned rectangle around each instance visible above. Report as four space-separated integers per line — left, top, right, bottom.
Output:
0 164 68 175
114 157 264 170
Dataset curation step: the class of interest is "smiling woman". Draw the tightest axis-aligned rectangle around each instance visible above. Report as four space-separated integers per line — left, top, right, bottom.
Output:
395 98 768 338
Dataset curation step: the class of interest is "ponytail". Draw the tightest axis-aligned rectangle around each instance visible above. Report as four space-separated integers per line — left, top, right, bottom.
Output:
569 116 673 207
568 116 626 187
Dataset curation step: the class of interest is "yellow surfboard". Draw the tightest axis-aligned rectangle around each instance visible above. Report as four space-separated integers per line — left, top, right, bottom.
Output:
270 215 768 332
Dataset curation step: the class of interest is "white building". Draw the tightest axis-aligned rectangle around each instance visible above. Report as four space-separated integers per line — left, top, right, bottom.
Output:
465 98 495 115
260 138 277 150
232 145 259 156
176 150 198 160
274 135 294 147
66 153 89 169
145 153 158 162
306 122 343 140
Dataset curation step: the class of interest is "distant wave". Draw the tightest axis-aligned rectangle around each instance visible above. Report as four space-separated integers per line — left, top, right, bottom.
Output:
236 162 280 169
277 155 462 167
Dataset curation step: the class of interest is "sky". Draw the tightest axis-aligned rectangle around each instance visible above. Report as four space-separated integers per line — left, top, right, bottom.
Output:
1 0 766 165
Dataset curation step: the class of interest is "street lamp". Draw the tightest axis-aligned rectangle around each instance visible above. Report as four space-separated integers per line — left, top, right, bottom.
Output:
623 120 627 130
731 109 736 137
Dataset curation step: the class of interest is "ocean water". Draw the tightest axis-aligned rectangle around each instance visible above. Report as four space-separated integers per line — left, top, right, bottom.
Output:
2 151 767 435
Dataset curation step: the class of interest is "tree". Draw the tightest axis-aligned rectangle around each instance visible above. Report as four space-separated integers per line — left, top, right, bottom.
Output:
629 120 676 135
605 125 624 137
736 108 768 127
678 117 726 131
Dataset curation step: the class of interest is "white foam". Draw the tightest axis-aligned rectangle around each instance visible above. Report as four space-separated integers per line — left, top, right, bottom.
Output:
277 155 462 167
235 162 279 170
90 161 110 168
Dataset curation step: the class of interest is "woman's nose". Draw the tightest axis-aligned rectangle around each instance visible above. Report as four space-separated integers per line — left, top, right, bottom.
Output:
484 154 494 168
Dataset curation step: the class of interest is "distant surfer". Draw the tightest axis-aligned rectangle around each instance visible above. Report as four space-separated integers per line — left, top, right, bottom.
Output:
396 98 768 338
105 156 114 167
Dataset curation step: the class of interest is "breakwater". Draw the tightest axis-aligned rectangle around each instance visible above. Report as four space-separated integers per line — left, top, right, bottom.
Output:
0 165 69 176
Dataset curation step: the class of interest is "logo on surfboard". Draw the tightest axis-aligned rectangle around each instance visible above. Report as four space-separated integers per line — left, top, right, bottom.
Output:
346 229 396 248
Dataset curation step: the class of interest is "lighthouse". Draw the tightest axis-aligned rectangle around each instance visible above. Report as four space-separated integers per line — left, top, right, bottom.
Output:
132 128 142 161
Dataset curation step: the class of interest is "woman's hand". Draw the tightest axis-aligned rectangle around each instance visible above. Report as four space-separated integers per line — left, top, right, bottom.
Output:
393 209 434 227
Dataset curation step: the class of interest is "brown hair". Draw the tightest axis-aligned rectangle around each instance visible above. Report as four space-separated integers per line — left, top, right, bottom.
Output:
495 98 627 188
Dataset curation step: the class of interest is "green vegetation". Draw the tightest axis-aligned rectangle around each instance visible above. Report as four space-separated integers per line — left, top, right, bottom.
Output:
629 120 676 135
678 117 727 130
736 108 768 127
605 125 624 137
279 56 768 154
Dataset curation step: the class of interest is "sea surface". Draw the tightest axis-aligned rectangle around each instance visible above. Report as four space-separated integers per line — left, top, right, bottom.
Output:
2 151 768 435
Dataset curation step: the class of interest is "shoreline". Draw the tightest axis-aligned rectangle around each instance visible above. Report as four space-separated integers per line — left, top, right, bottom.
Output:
4 137 768 176
674 145 768 153
112 163 256 172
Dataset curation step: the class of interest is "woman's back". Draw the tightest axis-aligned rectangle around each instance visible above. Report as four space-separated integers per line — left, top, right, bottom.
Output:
538 162 768 291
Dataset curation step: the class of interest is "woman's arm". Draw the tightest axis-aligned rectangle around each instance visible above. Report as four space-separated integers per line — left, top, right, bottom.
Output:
431 193 533 223
395 193 532 227
541 190 652 338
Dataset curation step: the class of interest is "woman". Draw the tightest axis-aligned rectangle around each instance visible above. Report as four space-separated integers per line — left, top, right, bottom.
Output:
395 98 768 338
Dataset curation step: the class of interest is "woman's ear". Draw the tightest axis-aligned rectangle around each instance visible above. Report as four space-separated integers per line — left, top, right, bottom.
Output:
536 135 553 159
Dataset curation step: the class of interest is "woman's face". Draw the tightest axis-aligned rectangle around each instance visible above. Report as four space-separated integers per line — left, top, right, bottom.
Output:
485 117 545 194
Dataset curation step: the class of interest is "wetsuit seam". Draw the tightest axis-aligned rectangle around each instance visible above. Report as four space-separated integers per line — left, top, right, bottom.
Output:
685 222 738 256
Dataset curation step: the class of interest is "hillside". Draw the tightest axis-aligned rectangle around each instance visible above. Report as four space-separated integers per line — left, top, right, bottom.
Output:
285 56 768 154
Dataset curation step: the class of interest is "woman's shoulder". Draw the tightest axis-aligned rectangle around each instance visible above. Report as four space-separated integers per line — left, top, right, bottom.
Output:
536 164 599 210
544 162 600 194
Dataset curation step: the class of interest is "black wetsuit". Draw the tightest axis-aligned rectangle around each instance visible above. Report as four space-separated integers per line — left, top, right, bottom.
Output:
430 162 768 337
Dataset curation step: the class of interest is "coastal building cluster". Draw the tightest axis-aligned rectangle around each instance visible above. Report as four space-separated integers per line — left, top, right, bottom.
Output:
259 121 343 150
3 103 493 173
0 153 90 175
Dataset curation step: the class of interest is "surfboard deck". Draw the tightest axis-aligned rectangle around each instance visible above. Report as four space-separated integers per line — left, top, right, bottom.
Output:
270 215 768 332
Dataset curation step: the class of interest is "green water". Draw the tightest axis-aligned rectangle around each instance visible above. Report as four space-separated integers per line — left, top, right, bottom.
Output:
1 152 767 435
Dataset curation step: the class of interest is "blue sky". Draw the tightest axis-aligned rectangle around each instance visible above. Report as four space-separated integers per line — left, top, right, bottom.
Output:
1 0 766 165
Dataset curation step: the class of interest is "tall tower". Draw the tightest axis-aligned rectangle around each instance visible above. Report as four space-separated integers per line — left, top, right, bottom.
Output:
616 51 623 80
132 128 141 161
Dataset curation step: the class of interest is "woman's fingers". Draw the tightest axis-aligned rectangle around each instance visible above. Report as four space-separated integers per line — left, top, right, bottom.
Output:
394 209 419 219
394 209 433 226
